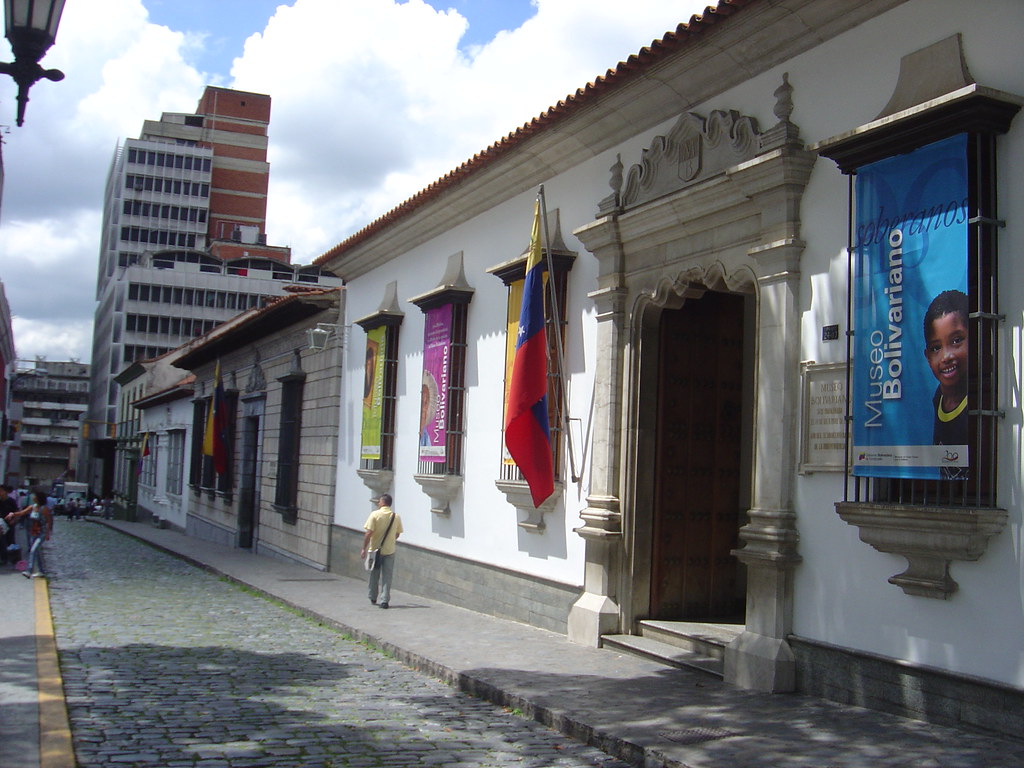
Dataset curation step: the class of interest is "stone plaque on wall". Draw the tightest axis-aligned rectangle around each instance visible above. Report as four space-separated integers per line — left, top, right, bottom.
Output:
800 361 849 473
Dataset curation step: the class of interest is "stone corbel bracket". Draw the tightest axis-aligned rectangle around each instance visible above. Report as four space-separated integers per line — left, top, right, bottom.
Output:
413 473 462 516
356 468 393 501
836 502 1007 598
495 479 563 532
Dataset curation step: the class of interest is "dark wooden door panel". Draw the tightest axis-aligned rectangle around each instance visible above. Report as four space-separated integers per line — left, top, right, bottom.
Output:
651 292 745 620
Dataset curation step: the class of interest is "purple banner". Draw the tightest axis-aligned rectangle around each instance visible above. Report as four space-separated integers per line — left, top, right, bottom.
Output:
419 304 452 462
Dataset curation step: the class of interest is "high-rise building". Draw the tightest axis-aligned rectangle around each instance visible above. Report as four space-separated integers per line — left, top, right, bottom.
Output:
9 359 89 489
86 86 339 494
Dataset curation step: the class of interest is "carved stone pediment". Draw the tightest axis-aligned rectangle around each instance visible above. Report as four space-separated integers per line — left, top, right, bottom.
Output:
600 74 800 214
620 109 762 210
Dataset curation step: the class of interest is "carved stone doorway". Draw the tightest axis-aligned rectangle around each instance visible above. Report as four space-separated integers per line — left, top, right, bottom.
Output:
649 291 748 621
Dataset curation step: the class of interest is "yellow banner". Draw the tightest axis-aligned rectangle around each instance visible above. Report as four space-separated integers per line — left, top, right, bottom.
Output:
360 327 386 460
503 280 524 463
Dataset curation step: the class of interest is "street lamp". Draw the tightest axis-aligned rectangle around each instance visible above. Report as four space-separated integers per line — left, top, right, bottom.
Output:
0 0 65 126
306 323 340 352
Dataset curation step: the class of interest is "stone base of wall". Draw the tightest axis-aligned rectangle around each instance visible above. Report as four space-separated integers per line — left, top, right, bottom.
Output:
329 525 580 634
134 505 156 525
257 538 326 571
186 513 236 549
136 504 183 533
791 635 1024 739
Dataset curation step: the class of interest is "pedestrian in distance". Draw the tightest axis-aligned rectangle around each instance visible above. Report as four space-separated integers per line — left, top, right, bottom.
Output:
360 494 403 609
0 485 17 565
6 490 53 578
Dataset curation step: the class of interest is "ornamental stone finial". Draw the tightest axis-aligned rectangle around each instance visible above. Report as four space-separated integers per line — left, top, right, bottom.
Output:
609 153 623 195
597 153 624 214
773 72 793 124
245 351 266 393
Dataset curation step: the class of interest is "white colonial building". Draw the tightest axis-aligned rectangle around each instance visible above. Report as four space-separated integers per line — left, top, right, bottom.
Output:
312 0 1024 736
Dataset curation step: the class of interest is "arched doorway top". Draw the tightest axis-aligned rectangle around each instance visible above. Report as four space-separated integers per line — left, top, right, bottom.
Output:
636 260 758 315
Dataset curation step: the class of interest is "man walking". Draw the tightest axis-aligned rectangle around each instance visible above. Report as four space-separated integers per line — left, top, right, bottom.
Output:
360 494 402 609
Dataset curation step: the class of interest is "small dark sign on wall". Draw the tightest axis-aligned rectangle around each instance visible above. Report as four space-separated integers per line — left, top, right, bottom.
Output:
822 324 840 342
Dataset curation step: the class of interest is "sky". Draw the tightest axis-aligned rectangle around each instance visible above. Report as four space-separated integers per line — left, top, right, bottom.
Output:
0 0 712 364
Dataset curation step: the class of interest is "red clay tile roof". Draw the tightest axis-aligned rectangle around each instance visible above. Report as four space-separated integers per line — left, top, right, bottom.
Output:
172 286 343 369
133 374 196 408
313 0 752 267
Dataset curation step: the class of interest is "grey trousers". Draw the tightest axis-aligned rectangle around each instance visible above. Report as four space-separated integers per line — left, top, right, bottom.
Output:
368 553 395 604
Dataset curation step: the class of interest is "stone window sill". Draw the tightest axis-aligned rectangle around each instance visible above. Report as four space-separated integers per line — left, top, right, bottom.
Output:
835 501 1007 598
272 503 298 525
413 473 462 515
494 479 563 532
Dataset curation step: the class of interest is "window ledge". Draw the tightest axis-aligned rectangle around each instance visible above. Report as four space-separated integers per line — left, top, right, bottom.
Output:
494 479 563 532
413 473 462 515
835 501 1007 599
272 503 298 525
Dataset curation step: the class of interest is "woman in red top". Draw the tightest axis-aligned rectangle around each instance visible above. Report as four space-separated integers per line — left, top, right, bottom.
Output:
6 490 53 578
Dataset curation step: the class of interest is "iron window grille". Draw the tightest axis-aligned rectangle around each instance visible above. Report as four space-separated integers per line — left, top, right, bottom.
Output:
491 250 574 485
358 322 400 473
841 133 1002 509
273 369 305 522
416 302 469 477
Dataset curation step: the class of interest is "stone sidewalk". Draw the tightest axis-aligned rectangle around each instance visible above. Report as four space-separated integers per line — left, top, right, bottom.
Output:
78 518 1024 768
0 567 40 768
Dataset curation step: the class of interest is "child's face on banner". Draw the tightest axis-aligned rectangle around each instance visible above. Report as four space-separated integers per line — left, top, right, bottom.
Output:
924 311 968 396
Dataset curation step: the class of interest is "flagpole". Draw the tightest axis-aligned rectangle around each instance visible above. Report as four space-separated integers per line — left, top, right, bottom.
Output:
537 185 580 484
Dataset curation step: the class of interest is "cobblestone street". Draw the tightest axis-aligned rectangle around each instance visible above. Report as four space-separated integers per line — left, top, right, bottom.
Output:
47 523 630 768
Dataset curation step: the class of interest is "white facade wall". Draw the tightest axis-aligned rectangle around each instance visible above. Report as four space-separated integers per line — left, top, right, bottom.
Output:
780 0 1024 688
335 187 604 585
331 0 1024 692
137 396 193 530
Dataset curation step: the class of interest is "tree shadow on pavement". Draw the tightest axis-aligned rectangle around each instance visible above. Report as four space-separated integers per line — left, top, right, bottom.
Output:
447 664 1024 768
58 641 630 768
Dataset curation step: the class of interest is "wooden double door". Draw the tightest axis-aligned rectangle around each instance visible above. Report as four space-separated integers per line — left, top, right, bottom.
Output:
649 291 747 621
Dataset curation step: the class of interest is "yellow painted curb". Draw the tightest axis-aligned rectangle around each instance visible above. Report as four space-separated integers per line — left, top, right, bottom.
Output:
34 577 76 768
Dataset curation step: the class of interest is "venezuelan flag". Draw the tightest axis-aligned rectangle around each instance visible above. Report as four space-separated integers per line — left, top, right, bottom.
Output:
202 361 229 475
504 199 554 507
136 432 150 476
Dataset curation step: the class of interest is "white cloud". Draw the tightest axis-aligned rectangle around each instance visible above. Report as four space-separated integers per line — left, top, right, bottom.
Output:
11 316 92 363
0 211 99 271
233 0 700 260
0 0 708 362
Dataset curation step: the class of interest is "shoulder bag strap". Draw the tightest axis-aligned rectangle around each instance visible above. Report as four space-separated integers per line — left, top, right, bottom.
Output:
377 512 396 548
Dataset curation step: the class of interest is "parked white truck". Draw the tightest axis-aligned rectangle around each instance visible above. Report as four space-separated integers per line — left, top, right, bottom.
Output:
52 480 90 515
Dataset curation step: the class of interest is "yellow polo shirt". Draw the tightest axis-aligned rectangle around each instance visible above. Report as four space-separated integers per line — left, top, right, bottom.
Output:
364 507 402 555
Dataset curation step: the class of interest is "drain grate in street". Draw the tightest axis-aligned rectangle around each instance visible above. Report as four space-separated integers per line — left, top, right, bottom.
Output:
658 727 738 745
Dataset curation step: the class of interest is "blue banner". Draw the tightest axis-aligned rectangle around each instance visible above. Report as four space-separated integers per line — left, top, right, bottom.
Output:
852 134 969 480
